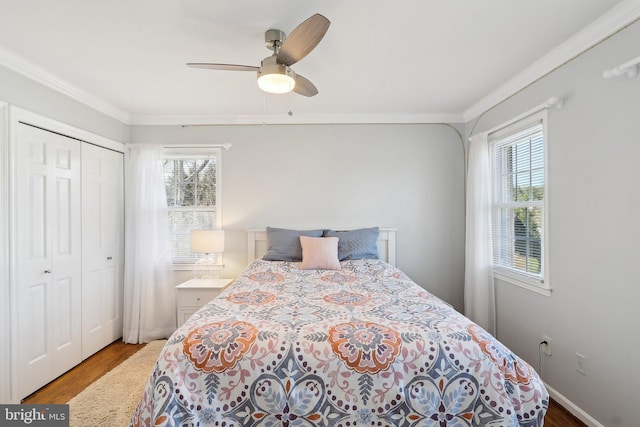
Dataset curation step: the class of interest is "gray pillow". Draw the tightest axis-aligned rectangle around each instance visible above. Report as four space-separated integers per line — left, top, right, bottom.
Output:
263 227 324 261
323 227 380 260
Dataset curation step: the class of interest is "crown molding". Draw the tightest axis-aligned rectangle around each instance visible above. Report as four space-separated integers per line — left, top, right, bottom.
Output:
463 0 640 122
128 112 465 126
0 46 131 124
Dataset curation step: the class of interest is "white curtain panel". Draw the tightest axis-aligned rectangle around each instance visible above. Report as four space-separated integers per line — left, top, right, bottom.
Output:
123 144 176 343
464 133 496 335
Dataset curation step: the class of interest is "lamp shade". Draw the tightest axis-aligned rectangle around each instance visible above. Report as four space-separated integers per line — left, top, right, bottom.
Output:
190 230 225 253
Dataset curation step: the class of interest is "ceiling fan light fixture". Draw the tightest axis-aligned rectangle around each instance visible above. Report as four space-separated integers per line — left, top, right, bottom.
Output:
257 58 296 94
188 13 329 97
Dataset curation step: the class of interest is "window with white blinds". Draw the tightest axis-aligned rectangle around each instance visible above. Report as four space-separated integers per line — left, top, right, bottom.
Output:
490 118 548 290
163 147 221 264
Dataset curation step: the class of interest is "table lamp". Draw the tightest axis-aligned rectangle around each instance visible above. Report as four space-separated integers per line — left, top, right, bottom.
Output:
191 229 224 278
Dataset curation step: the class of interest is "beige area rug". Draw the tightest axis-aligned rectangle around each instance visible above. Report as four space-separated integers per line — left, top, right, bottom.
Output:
67 340 166 427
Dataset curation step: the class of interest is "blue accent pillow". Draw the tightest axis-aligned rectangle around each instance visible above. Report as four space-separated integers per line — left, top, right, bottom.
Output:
263 227 324 261
323 227 380 260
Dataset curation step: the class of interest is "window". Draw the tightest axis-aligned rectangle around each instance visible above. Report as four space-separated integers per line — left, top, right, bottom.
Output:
163 147 222 265
490 114 548 291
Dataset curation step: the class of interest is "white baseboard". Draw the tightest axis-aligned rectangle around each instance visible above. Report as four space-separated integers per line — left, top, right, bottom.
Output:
545 382 604 427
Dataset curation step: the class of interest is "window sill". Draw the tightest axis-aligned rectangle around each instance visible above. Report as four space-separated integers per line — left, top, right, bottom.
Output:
172 264 196 271
172 264 224 272
493 270 552 297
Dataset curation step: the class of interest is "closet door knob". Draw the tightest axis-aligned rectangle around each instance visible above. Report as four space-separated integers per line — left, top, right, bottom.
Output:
107 256 113 260
44 270 51 274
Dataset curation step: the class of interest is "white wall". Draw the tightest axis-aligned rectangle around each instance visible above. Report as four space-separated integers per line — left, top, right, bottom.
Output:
130 123 466 311
465 20 640 427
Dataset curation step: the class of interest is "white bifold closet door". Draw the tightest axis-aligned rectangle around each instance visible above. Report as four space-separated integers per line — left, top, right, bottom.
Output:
81 143 124 359
14 123 82 400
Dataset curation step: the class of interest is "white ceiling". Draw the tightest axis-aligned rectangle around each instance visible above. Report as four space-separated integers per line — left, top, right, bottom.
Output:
0 0 635 125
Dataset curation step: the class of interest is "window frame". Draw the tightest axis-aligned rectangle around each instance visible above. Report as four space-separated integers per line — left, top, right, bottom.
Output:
489 111 551 296
163 146 223 269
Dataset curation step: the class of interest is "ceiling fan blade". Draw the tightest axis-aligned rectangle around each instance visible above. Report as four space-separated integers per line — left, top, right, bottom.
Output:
293 74 318 97
277 14 330 66
187 63 259 71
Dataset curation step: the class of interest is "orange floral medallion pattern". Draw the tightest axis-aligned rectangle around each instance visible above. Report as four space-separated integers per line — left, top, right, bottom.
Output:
467 323 532 384
328 321 401 374
183 320 258 373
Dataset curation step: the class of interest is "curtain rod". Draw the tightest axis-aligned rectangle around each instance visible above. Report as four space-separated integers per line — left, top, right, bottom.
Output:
163 143 232 150
603 54 640 78
474 96 564 139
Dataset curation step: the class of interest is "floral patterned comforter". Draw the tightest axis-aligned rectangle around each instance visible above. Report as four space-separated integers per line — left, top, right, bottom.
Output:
131 259 548 427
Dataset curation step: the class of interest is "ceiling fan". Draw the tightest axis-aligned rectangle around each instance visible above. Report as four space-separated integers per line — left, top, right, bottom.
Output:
187 14 330 97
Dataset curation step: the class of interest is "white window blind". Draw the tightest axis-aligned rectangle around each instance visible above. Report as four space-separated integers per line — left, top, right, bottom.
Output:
491 121 546 287
163 148 221 264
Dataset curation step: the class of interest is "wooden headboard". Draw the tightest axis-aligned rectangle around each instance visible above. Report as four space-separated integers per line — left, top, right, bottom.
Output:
247 228 397 266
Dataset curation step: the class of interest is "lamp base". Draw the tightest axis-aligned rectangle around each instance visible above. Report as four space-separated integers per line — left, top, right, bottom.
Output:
193 255 223 279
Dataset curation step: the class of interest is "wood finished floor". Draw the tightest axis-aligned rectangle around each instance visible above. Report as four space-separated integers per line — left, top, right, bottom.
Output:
22 339 145 405
23 340 586 426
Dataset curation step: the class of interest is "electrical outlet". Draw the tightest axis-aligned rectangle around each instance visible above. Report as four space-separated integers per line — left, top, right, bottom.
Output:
576 353 586 375
541 335 552 356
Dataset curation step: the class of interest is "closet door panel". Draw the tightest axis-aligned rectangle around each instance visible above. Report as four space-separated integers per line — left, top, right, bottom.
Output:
16 125 52 398
102 150 123 331
55 177 72 254
81 144 106 357
26 282 47 361
20 280 48 398
103 265 118 322
81 143 124 359
14 123 82 400
84 269 102 333
53 276 73 346
50 133 82 369
81 159 102 341
28 173 46 259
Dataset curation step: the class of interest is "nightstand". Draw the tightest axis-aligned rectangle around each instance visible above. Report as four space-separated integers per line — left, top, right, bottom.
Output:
176 278 233 326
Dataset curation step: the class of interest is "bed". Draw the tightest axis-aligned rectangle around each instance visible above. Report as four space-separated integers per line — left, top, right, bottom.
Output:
131 227 548 427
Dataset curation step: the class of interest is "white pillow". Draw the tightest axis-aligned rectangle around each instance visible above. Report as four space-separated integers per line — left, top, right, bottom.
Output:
299 236 341 270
